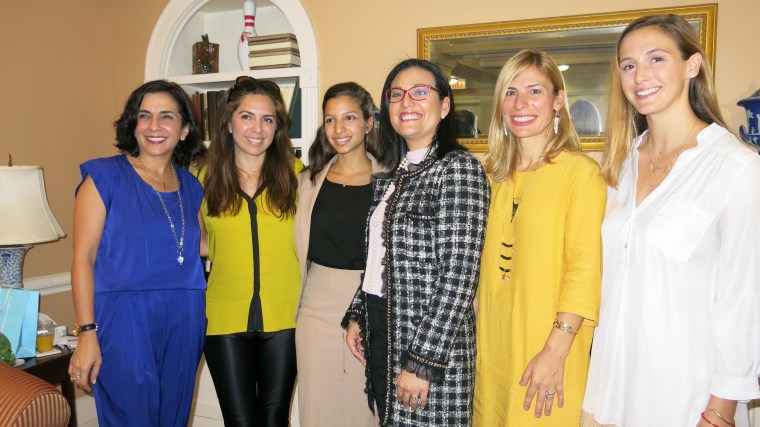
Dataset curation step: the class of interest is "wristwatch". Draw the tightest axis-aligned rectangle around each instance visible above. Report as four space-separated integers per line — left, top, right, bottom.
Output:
73 323 98 336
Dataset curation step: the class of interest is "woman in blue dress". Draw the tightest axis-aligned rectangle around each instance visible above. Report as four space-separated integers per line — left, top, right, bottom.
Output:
68 80 207 426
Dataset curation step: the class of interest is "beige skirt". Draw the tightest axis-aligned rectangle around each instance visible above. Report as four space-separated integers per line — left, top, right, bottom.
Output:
295 263 378 427
580 411 621 427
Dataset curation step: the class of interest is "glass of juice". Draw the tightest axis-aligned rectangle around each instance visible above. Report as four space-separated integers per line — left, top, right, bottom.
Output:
36 319 54 353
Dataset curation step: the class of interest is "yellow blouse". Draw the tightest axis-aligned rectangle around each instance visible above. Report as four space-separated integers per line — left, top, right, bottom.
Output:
474 151 606 426
200 160 303 335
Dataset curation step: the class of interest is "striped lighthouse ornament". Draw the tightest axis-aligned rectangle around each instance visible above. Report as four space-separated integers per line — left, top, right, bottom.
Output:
238 0 257 71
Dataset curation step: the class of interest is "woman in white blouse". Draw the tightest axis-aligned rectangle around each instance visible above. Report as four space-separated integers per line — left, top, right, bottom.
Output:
581 14 760 427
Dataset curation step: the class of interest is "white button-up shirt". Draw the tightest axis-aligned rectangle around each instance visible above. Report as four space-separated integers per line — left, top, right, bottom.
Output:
583 123 760 426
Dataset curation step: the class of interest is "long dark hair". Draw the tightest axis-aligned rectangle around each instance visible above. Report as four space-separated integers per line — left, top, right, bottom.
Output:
379 59 464 168
201 76 297 218
307 82 393 181
114 80 206 168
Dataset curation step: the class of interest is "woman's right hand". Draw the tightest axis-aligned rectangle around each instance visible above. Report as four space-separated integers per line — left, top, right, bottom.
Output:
346 320 366 365
68 331 102 394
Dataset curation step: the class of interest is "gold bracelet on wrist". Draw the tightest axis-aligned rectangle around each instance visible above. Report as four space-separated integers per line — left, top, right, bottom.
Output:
553 319 578 335
709 407 735 426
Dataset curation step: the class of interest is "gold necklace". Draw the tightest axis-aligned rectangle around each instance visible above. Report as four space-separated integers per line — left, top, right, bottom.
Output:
136 157 186 265
647 119 698 175
238 167 261 176
136 156 170 190
499 170 539 280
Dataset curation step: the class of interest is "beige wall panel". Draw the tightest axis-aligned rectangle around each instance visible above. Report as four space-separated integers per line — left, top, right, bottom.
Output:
4 0 759 288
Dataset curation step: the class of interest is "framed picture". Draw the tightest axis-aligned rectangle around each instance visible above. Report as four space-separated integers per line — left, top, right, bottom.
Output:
418 4 717 151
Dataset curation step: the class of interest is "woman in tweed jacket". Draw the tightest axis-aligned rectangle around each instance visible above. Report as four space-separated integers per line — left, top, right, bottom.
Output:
342 58 490 426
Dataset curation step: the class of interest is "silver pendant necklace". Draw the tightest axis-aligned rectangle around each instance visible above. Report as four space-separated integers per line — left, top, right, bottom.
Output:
137 157 186 265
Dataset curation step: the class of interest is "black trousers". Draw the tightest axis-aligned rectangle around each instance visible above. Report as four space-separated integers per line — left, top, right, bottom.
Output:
367 294 389 423
204 329 297 427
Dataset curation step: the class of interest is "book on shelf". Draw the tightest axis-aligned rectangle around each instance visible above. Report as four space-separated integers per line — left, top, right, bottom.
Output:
288 79 302 139
249 47 300 57
201 92 209 141
280 86 296 115
248 33 297 45
191 92 204 141
249 53 301 69
249 62 300 70
249 40 299 52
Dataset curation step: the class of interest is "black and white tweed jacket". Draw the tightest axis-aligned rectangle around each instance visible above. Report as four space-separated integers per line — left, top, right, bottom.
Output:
344 149 490 426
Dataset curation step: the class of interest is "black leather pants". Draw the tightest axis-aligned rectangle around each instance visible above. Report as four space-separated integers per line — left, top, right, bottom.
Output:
204 329 297 427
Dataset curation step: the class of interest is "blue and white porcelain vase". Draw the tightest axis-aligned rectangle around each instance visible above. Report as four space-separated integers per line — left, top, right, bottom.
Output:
737 88 760 153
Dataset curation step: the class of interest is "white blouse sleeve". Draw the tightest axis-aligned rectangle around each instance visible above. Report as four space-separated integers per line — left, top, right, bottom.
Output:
711 155 760 400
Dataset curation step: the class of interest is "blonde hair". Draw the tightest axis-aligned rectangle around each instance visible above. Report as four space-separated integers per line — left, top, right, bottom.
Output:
484 49 579 182
601 14 726 187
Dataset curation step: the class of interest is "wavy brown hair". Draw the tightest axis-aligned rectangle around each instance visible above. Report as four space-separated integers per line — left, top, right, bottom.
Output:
201 77 297 218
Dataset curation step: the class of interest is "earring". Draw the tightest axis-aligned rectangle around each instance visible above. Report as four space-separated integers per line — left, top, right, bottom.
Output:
553 111 560 135
441 114 446 119
503 123 510 137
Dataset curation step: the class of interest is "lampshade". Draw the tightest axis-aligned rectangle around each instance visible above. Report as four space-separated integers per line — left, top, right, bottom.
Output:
0 166 65 245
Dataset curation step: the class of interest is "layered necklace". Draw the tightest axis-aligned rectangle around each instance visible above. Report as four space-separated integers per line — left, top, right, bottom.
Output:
646 118 698 175
498 168 539 280
136 157 186 265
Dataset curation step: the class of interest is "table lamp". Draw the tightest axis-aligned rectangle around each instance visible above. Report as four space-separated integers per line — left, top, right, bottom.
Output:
0 163 65 288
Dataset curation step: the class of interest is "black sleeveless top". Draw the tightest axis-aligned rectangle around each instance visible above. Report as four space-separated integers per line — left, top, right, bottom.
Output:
307 179 372 270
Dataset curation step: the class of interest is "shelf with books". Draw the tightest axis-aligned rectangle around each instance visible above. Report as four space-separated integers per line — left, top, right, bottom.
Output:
145 0 318 160
168 68 304 90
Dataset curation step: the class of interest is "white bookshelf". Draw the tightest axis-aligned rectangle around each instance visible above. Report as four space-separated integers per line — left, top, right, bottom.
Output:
145 0 318 157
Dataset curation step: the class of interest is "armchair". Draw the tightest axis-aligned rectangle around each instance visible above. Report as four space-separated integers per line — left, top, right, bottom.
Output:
0 362 70 427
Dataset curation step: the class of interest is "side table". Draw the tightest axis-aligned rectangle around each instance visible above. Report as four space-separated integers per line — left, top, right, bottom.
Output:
20 349 78 427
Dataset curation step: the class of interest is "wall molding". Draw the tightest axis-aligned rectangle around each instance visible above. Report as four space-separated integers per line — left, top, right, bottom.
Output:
24 272 71 295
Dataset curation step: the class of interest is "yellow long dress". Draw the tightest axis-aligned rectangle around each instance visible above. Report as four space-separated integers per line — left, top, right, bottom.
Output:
474 151 606 426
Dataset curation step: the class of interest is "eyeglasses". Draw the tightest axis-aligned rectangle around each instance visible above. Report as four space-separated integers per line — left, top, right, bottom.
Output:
230 76 280 96
384 84 439 103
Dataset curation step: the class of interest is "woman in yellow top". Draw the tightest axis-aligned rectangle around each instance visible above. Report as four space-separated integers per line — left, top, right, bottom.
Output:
199 76 302 426
473 49 606 426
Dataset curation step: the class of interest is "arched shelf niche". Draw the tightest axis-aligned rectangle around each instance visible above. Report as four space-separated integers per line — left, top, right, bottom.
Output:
145 0 319 157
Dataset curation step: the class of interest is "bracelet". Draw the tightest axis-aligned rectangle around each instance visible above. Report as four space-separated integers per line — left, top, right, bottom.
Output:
701 412 721 427
709 408 735 426
553 319 578 335
73 323 98 336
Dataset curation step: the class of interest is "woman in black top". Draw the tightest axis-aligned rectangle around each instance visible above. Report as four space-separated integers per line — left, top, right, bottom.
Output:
294 82 393 426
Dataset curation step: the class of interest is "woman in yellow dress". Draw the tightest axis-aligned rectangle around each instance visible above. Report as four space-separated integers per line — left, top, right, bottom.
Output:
473 49 606 426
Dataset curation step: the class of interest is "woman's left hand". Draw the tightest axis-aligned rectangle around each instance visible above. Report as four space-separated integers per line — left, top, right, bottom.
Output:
394 370 430 411
520 348 566 417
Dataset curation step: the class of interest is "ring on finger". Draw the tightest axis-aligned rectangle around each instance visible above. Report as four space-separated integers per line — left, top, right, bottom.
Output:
545 391 555 398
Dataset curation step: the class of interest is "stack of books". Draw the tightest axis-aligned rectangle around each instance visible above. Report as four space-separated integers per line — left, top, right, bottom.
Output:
190 90 226 142
248 33 300 69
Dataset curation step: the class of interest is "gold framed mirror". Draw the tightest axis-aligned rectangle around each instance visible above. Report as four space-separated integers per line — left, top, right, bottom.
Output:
418 4 717 151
